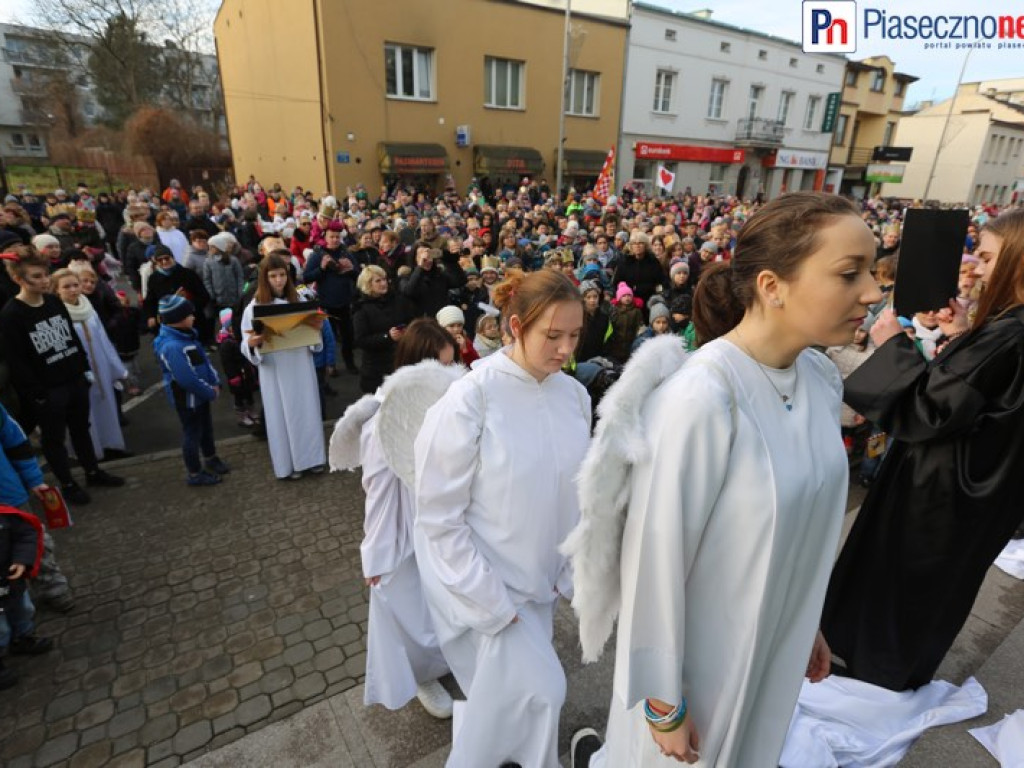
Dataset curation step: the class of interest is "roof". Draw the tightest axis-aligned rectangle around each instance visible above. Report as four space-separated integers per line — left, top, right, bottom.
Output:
632 1 845 60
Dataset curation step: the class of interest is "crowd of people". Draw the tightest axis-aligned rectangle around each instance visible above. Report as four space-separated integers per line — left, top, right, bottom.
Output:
1 173 1023 766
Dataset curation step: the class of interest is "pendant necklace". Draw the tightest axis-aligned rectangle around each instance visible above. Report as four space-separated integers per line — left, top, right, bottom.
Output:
732 329 797 411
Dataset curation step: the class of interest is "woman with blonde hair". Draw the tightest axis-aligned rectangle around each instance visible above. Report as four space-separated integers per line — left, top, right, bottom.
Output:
353 264 411 393
414 269 591 767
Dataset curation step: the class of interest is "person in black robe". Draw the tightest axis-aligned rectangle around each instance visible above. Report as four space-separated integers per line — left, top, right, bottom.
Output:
821 208 1024 691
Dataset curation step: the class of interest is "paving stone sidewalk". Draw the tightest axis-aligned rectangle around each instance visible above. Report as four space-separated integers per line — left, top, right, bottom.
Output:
0 431 370 768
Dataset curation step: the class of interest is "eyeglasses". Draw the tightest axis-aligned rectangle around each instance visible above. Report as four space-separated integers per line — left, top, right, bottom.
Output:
155 256 174 264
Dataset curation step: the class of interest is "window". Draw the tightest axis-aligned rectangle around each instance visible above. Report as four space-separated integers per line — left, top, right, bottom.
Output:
664 29 676 41
834 114 848 145
1013 138 1021 157
27 134 40 148
758 50 767 61
882 121 895 146
720 41 731 53
747 85 764 120
871 69 886 92
778 91 794 125
653 69 675 113
385 44 434 100
895 79 905 97
789 57 798 68
709 164 727 182
816 64 825 74
707 78 727 119
565 69 599 116
11 133 25 147
485 57 524 109
845 69 858 86
804 95 821 130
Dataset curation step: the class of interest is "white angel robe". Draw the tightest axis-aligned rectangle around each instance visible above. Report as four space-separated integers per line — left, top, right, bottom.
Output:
241 299 325 478
73 311 127 457
592 339 849 768
414 350 591 768
359 412 449 709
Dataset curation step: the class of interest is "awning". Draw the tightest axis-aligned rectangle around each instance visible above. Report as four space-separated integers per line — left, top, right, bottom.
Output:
378 143 448 174
559 149 608 176
473 145 544 177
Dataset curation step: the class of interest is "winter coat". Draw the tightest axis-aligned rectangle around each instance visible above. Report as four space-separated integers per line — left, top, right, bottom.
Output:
0 403 43 509
0 506 42 609
124 239 153 291
303 246 361 309
202 255 245 309
107 306 142 358
611 253 665 307
143 265 210 324
153 324 220 410
606 304 644 364
578 306 612 363
398 254 467 318
353 292 409 388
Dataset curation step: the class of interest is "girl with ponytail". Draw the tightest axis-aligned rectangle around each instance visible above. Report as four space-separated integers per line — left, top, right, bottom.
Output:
568 192 882 767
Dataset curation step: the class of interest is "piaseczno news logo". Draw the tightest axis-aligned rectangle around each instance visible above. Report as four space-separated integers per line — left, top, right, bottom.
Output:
803 1 857 53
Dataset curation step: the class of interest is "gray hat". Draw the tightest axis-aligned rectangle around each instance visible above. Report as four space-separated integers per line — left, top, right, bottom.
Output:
649 299 671 323
208 231 239 253
579 279 601 297
700 241 720 254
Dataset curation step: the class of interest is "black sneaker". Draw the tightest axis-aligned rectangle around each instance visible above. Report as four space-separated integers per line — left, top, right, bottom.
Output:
204 456 231 475
85 469 125 488
571 727 603 768
40 592 75 613
62 481 91 505
0 660 18 690
10 634 54 655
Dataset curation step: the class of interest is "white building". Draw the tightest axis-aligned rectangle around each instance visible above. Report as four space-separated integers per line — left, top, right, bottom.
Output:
620 3 845 199
882 80 1024 205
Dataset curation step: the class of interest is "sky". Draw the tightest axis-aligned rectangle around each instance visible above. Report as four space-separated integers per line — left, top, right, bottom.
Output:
2 0 1019 108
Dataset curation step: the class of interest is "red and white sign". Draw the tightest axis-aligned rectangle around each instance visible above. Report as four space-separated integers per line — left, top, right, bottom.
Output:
656 164 676 191
635 142 745 164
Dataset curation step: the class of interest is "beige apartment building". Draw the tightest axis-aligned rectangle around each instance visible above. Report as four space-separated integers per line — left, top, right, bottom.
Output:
214 0 628 196
828 56 917 198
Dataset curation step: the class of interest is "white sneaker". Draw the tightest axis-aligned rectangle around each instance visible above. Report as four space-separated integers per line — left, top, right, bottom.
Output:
416 679 453 719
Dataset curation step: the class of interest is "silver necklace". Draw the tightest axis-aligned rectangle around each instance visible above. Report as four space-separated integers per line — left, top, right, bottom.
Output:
731 329 797 412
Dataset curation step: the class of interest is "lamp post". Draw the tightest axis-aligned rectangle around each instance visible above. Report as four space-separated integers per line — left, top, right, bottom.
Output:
923 49 972 205
555 0 571 207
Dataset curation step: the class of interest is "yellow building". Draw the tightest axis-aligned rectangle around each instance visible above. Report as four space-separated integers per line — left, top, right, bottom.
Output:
214 0 628 196
828 56 917 197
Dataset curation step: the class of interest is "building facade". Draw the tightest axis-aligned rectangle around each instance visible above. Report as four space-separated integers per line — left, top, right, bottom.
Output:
214 0 628 196
619 4 845 200
828 56 917 199
0 22 227 163
881 80 1024 205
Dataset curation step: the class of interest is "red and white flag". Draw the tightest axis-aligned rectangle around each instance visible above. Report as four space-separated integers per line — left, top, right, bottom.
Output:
593 146 615 204
656 164 676 192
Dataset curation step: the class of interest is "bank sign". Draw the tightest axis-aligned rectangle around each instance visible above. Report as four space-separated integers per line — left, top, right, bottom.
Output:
803 1 1024 52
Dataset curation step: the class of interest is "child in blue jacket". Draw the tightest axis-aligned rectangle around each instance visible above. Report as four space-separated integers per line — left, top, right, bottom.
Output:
153 295 231 487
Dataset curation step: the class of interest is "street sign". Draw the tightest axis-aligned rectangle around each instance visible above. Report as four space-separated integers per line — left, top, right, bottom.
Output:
872 146 913 162
821 92 841 133
335 152 351 164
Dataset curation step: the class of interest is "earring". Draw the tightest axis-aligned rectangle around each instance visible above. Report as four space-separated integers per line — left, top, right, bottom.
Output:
771 298 783 308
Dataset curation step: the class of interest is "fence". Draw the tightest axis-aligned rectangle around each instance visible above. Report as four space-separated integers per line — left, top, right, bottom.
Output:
1 146 160 196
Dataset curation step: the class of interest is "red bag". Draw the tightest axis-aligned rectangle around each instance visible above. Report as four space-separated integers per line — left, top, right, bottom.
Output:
40 487 73 529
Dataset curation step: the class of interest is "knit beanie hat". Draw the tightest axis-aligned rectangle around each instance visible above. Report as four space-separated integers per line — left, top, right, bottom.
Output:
579 279 600 297
150 244 174 261
700 241 719 255
132 220 153 235
649 298 671 323
669 258 690 276
31 233 60 250
158 294 195 325
436 305 465 328
208 231 239 253
615 282 634 303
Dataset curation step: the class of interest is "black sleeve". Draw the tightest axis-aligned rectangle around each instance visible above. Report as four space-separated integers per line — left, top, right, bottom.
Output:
0 307 44 400
7 514 39 568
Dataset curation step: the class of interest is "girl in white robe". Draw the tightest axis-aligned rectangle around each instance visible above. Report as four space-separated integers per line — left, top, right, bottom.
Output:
52 269 127 459
327 320 462 717
241 254 326 479
564 192 884 768
414 270 591 768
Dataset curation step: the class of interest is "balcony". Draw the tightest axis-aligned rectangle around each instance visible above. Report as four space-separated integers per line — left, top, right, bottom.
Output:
846 147 874 166
735 118 785 147
10 77 35 95
2 45 60 69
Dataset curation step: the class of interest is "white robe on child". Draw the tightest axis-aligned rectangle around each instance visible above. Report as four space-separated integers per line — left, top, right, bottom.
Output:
360 412 448 709
72 310 127 458
241 298 325 478
414 351 591 768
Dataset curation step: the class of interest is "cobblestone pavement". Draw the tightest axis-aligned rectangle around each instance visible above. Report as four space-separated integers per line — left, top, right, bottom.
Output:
0 431 369 768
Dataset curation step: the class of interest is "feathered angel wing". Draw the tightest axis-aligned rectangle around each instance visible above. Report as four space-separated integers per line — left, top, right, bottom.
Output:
328 394 381 472
377 360 467 488
561 334 689 663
